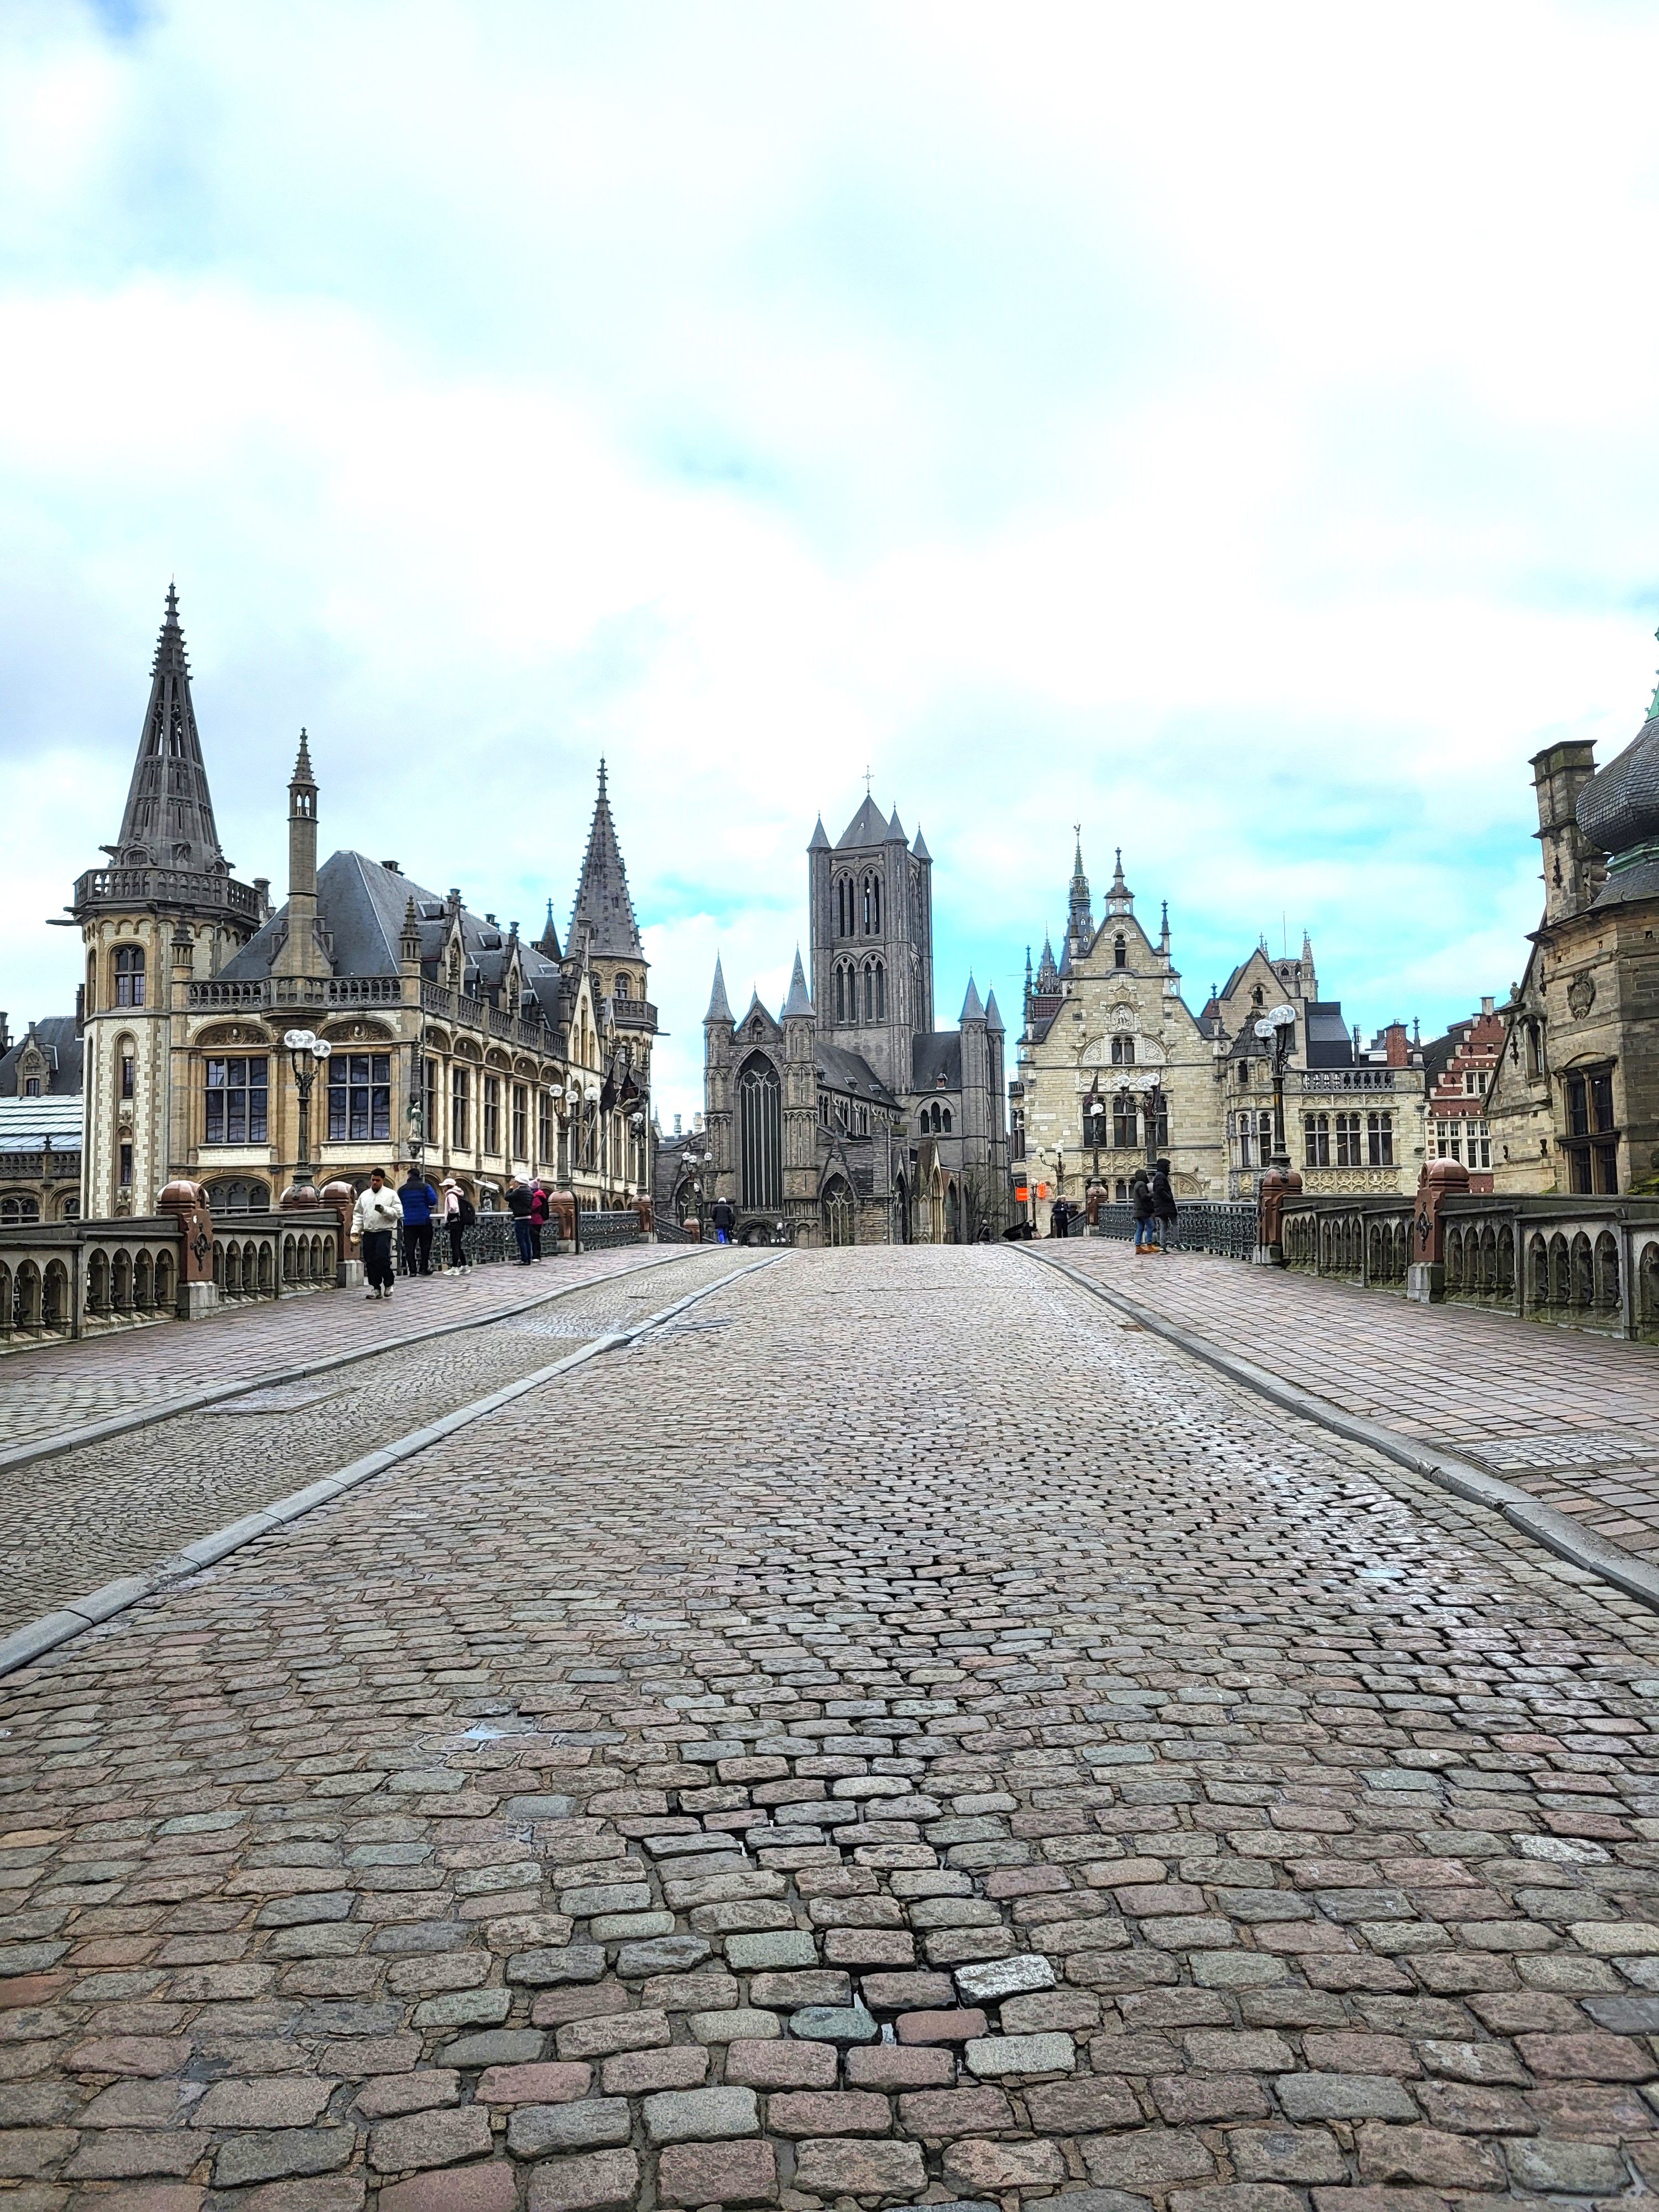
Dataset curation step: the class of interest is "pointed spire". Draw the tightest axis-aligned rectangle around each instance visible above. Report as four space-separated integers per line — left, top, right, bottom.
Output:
885 806 906 843
292 727 315 787
537 896 562 961
705 954 733 1026
1104 847 1134 917
836 794 889 849
1066 827 1093 958
960 974 986 1022
1159 899 1170 953
1036 935 1058 992
782 948 813 1019
912 825 931 861
569 759 644 957
984 989 1004 1035
807 815 831 853
112 585 228 873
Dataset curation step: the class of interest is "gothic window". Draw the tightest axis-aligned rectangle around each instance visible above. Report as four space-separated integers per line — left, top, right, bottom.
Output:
1 1196 40 1224
330 1055 392 1144
1110 1035 1135 1066
862 872 881 934
874 961 885 1019
614 973 632 1001
483 1076 502 1153
425 1059 440 1146
205 1057 268 1145
1366 1112 1394 1168
1112 1092 1137 1150
737 1053 782 1211
1334 1112 1362 1167
1113 937 1126 969
822 1177 855 1246
511 1084 528 1157
451 1066 471 1147
1303 1112 1330 1167
118 1141 133 1188
863 962 874 1020
1563 1066 1617 1193
834 966 846 1021
539 1090 554 1161
23 1076 40 1098
206 1179 269 1213
113 945 145 1008
119 1043 136 1099
942 1105 952 1134
1251 984 1264 1007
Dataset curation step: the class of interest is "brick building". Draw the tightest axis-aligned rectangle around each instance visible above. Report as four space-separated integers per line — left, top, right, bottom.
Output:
1423 998 1505 1192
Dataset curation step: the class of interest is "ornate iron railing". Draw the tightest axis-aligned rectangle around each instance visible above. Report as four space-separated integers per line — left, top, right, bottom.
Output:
1088 1198 1256 1260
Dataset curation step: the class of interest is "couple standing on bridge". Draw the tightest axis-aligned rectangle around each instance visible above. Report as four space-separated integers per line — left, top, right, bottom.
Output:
1130 1159 1178 1254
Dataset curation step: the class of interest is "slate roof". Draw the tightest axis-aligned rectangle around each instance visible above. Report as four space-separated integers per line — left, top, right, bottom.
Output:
1305 1002 1355 1069
112 586 228 875
0 1018 84 1097
912 1031 963 1091
815 1041 898 1106
836 796 890 849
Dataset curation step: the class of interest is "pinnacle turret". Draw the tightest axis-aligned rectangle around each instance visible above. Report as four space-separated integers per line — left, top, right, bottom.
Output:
111 586 228 875
782 948 813 1019
705 956 733 1026
569 757 644 958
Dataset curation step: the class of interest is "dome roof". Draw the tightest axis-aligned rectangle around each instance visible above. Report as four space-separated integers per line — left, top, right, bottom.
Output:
1578 711 1659 863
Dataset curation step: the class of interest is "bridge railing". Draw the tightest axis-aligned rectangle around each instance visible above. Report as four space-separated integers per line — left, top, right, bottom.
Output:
1087 1198 1256 1260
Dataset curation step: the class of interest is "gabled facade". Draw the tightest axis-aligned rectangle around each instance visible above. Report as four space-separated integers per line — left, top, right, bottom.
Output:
1014 840 1429 1223
703 798 1008 1244
68 594 654 1219
0 1015 83 1225
1487 666 1659 1197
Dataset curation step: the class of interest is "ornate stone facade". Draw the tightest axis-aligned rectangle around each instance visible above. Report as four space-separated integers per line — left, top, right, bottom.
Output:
71 591 655 1221
702 797 1008 1244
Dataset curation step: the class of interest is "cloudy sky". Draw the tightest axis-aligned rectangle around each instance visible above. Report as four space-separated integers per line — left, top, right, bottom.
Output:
4 0 1659 1120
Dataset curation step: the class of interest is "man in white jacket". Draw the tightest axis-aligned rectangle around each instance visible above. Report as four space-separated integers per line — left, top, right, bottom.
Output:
352 1168 403 1299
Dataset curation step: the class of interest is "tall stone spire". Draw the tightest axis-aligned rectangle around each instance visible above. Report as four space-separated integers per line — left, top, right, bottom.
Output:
568 759 644 958
111 585 228 875
705 956 733 1026
1066 830 1093 961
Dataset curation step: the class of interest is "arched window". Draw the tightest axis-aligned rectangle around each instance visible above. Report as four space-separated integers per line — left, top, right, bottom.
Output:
113 945 145 1008
1110 1036 1135 1066
1113 937 1126 970
942 1105 952 1134
862 872 881 934
863 962 874 1020
835 877 853 938
614 973 632 1001
119 1041 137 1098
0 1196 40 1224
834 967 846 1021
874 961 885 1019
1251 984 1264 1007
738 1053 783 1212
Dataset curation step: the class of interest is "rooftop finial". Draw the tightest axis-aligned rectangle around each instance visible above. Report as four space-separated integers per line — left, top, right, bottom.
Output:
598 755 608 799
293 727 315 783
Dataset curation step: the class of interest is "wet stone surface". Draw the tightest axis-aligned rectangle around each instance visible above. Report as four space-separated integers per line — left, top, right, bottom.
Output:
2 1245 1659 2211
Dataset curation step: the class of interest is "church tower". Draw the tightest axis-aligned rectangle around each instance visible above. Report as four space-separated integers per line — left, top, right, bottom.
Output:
71 589 264 1217
808 791 935 1097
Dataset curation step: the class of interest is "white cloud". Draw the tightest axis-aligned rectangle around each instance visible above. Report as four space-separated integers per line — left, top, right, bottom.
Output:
3 0 1658 1118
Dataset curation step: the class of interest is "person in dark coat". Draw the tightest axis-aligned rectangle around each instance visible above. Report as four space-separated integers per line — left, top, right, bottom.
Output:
505 1177 535 1264
1130 1167 1155 1253
399 1168 439 1276
711 1197 735 1244
1150 1157 1178 1253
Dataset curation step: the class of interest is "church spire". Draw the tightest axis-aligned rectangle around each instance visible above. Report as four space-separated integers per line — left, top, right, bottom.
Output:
568 757 644 958
1066 828 1092 961
111 585 228 875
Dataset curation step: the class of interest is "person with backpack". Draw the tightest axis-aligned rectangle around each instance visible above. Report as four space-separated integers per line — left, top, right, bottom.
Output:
399 1167 439 1276
505 1176 535 1264
1130 1167 1156 1253
441 1178 474 1274
1150 1156 1179 1254
528 1178 549 1262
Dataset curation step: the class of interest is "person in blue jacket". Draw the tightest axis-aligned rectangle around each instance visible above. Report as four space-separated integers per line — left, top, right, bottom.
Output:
399 1167 439 1276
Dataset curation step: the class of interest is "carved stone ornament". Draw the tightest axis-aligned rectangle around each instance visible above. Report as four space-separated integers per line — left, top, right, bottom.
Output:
1566 973 1596 1019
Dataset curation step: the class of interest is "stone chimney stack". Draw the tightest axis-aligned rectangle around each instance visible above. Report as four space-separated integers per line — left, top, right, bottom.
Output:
1531 740 1602 922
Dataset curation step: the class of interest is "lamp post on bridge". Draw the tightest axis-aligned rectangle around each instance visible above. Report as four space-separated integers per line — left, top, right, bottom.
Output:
282 1029 332 1202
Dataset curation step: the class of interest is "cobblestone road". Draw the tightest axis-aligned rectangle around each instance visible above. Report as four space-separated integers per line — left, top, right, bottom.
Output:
4 1247 1659 2212
0 1248 698 1454
1041 1241 1659 1562
0 1250 741 1636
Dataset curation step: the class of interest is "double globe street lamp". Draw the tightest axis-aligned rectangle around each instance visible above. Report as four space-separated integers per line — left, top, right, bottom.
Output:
284 1028 333 1193
1253 1003 1297 1172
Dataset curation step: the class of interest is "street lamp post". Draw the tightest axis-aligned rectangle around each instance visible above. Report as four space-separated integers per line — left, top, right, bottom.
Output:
1127 1069 1167 1167
1253 1005 1297 1173
283 1029 333 1192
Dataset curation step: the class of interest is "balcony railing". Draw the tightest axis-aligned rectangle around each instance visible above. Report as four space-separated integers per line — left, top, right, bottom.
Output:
188 975 408 1012
75 866 263 920
1300 1068 1401 1093
611 998 659 1031
1089 1198 1256 1261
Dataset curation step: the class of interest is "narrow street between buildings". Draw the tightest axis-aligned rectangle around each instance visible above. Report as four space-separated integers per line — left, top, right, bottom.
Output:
3 1246 1659 2212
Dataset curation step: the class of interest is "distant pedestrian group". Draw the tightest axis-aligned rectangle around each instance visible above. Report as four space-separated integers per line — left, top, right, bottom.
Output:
505 1177 550 1264
1131 1159 1178 1254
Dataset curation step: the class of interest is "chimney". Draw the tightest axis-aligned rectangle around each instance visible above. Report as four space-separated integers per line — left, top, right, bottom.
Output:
382 860 400 874
1480 994 1495 1018
1383 1021 1408 1068
73 987 83 1040
1531 740 1601 922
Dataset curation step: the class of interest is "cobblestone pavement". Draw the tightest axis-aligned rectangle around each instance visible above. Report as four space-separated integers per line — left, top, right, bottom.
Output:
5 1245 1659 2212
0 1248 697 1455
1044 1240 1659 1564
0 1250 743 1637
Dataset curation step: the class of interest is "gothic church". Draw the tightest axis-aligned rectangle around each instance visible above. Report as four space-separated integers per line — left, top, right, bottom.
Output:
702 797 1008 1243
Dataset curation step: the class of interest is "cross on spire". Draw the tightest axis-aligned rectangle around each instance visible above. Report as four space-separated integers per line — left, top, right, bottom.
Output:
863 765 874 796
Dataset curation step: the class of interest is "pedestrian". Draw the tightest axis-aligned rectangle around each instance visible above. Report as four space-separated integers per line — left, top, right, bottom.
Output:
441 1177 473 1274
528 1177 548 1262
711 1196 735 1245
1150 1156 1178 1254
1130 1167 1156 1254
399 1166 439 1276
352 1167 403 1298
1050 1198 1070 1239
505 1176 535 1264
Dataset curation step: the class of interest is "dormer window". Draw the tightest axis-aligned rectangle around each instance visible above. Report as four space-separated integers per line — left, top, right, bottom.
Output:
1251 984 1264 1008
1113 936 1126 969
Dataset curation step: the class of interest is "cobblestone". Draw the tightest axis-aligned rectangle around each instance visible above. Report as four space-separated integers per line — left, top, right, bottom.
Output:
5 1245 1659 2209
1044 1238 1659 1559
0 1248 739 1633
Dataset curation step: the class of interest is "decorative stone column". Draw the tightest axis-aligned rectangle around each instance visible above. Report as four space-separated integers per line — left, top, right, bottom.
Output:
158 1179 218 1319
1254 1165 1302 1267
634 1193 654 1241
1406 1156 1469 1303
320 1178 361 1288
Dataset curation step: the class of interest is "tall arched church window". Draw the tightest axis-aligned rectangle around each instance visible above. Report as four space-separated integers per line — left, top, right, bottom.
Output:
875 961 885 1019
113 945 145 1008
737 1053 783 1212
834 966 846 1021
942 1106 952 1134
